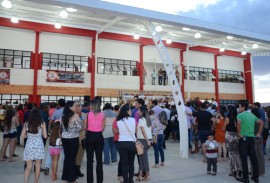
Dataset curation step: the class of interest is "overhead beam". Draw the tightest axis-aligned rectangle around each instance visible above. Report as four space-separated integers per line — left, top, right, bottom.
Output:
97 16 126 34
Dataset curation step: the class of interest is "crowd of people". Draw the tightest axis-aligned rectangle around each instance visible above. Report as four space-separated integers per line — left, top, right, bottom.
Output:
0 96 269 183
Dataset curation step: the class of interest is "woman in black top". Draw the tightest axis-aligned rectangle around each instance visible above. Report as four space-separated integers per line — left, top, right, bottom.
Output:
222 106 242 177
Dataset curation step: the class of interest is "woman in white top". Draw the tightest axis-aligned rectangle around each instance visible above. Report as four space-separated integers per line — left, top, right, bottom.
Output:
115 104 136 183
136 106 152 181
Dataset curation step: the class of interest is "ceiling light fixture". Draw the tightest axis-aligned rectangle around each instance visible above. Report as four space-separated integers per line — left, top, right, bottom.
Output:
226 36 234 40
166 39 172 44
155 26 162 32
134 34 139 40
220 48 225 52
66 7 77 12
11 17 19 23
241 51 247 55
54 23 62 29
252 43 259 49
60 10 68 18
194 32 201 39
182 27 190 31
2 0 12 9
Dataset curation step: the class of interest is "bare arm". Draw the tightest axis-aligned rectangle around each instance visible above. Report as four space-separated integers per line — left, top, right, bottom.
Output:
256 119 264 137
20 123 26 142
102 115 106 131
237 119 242 137
42 123 47 139
222 117 229 131
84 113 88 130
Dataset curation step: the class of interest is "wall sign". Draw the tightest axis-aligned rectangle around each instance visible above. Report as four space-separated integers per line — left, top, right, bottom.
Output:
46 70 84 83
0 69 10 85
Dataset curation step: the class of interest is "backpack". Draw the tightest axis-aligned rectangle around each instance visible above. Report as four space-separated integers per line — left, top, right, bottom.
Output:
171 114 179 129
159 111 168 126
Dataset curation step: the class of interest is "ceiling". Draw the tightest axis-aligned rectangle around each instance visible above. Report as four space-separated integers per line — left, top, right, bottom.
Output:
1 0 270 55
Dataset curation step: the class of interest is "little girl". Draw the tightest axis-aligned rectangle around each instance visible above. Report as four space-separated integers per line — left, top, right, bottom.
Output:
49 121 62 181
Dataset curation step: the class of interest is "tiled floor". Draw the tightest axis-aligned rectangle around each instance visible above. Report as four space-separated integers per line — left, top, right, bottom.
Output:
0 134 269 183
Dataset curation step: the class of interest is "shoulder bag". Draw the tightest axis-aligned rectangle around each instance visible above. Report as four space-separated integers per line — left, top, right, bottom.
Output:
123 119 144 155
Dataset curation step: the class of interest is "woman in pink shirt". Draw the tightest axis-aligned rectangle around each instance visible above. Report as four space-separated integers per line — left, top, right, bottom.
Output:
84 99 105 183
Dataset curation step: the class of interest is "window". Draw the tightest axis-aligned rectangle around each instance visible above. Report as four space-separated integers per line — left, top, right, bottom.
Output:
0 49 31 69
40 95 84 104
101 97 119 108
218 70 244 83
189 66 214 81
97 57 138 76
0 94 28 105
42 53 88 72
219 100 248 108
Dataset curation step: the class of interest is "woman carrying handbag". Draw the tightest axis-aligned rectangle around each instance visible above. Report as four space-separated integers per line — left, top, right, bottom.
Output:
115 105 137 183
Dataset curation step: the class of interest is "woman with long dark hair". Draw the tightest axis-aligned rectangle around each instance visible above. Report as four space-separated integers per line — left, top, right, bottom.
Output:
136 106 152 181
61 101 83 183
21 109 47 183
115 104 136 183
85 99 105 183
0 108 19 162
222 106 241 177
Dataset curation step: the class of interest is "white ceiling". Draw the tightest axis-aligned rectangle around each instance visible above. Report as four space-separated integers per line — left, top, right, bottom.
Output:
1 0 270 54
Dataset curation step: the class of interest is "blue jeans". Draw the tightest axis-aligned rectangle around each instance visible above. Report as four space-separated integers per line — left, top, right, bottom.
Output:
153 134 164 164
103 137 117 164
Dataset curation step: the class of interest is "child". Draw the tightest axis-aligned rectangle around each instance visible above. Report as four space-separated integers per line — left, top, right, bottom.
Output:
49 121 62 181
205 134 218 176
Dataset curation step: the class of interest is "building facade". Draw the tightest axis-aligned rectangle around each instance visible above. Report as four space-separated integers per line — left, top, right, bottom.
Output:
0 17 253 107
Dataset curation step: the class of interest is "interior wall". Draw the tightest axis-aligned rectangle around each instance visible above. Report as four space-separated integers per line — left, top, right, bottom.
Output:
96 39 140 61
184 51 214 68
0 26 35 51
143 45 180 65
40 32 92 56
218 55 244 71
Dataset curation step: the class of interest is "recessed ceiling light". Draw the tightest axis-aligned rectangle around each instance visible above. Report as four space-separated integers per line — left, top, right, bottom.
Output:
2 0 12 9
182 27 190 31
241 51 247 55
220 48 225 52
134 34 139 40
226 36 234 40
66 7 77 12
194 32 201 39
252 43 259 49
54 23 61 29
11 17 19 23
60 10 68 18
166 39 172 44
101 66 104 69
155 25 162 32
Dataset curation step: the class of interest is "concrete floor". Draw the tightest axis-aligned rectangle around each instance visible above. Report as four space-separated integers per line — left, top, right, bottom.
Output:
0 133 269 183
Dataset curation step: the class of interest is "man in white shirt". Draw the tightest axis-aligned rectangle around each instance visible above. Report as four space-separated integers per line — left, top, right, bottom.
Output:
211 98 218 108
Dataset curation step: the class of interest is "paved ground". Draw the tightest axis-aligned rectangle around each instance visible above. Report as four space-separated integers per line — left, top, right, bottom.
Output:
0 134 269 183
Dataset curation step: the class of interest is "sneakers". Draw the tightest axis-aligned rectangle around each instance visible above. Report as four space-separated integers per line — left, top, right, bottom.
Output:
44 168 49 175
207 171 216 176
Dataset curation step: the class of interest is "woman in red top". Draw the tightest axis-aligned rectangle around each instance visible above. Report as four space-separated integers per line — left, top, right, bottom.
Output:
214 111 227 162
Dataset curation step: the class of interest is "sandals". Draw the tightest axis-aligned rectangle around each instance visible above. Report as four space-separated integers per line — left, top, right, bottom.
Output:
143 176 151 181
